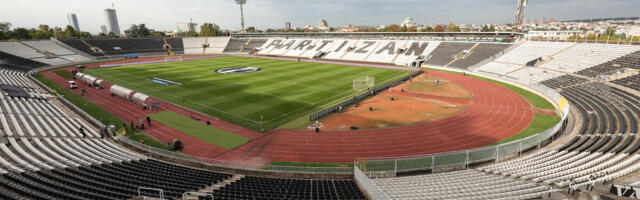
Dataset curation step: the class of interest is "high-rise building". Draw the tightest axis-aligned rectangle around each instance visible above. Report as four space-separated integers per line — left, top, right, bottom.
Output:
67 13 80 31
540 18 545 25
104 8 121 36
531 18 537 25
285 22 291 31
100 25 108 35
524 18 529 25
318 19 329 30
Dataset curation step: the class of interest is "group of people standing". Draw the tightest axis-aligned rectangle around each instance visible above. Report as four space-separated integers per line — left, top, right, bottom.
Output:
149 101 161 111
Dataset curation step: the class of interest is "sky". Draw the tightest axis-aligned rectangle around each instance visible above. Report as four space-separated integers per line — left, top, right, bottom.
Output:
1 0 639 34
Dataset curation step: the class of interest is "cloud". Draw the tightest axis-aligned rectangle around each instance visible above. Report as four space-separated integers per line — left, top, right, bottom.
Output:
1 0 638 34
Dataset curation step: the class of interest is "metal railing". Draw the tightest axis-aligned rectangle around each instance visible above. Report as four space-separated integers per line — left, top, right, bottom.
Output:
353 161 391 200
117 135 353 174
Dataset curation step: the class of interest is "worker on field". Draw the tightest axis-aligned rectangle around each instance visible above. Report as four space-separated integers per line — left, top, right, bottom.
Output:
147 116 151 127
139 118 145 129
435 79 439 86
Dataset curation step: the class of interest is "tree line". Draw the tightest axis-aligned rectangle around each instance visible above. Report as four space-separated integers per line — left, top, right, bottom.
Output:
0 22 91 40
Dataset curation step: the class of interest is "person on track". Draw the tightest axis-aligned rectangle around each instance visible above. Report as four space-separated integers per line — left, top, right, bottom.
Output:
146 116 151 127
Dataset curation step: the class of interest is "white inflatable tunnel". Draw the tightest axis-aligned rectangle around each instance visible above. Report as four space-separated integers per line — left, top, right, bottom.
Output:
131 92 150 108
110 85 134 101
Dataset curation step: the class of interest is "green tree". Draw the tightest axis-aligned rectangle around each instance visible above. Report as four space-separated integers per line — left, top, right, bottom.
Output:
0 22 12 40
447 22 461 32
108 31 116 37
489 25 496 32
64 25 77 38
481 25 490 32
185 31 197 37
11 28 31 39
199 23 220 37
246 26 256 32
420 26 433 32
128 24 151 37
401 25 408 32
433 24 445 32
52 27 64 38
385 24 402 32
151 31 165 37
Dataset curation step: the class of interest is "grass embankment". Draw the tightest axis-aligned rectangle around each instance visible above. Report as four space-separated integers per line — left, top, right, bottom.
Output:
149 111 250 150
36 74 171 150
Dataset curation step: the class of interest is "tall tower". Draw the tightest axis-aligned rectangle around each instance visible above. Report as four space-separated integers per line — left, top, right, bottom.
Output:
67 13 80 31
104 5 121 36
235 0 247 32
515 0 527 26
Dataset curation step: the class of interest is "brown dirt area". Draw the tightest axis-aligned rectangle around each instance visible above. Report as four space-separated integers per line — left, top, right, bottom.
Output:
319 73 473 130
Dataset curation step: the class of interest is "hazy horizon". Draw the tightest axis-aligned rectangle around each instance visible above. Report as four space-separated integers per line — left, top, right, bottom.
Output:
1 0 639 34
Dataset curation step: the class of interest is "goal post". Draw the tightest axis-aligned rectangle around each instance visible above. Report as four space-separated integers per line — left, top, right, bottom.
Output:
353 76 375 91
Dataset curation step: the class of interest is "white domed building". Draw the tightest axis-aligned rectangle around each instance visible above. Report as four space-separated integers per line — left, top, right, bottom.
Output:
401 16 417 27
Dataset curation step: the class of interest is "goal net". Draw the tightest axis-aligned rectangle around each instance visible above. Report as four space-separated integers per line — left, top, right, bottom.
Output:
353 76 375 91
164 56 183 63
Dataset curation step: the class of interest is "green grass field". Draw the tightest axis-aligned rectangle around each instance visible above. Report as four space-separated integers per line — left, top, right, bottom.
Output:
149 111 250 150
86 56 411 131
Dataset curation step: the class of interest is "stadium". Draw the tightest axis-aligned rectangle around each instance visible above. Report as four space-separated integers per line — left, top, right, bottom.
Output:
1 1 640 199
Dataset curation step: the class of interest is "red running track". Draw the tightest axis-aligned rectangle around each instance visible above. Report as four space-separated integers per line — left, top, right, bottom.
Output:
43 58 534 163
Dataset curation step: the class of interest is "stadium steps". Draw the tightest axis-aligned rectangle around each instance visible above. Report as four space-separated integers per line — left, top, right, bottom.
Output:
550 42 580 58
390 41 410 64
202 37 209 54
181 174 243 200
238 39 251 53
339 40 359 60
162 37 174 56
444 42 479 67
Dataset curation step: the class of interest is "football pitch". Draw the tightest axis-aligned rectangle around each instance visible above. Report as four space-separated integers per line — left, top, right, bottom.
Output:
86 56 412 131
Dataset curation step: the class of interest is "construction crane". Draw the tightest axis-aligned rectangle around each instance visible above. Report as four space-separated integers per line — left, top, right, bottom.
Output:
515 0 527 26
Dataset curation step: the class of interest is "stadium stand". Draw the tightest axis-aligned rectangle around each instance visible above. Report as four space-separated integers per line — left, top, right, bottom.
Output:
82 38 167 55
21 41 75 56
540 75 589 89
223 38 249 53
577 50 640 78
0 68 241 199
447 43 511 69
494 41 574 65
165 38 185 52
59 39 100 56
183 37 208 54
475 62 524 76
425 42 476 67
204 37 231 54
505 67 562 84
0 42 47 59
541 44 640 73
182 37 230 54
374 170 549 200
243 39 268 53
7 37 640 199
612 74 640 93
209 176 365 200
0 51 47 71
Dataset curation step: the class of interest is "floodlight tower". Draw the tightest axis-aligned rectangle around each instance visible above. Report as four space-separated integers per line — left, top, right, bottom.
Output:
515 0 527 26
235 0 247 32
